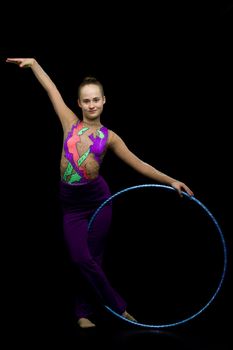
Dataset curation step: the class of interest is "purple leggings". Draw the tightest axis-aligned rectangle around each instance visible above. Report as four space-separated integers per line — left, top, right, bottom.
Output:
59 176 127 318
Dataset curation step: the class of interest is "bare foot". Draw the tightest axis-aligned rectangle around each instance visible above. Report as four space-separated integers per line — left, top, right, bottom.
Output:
122 310 137 322
77 317 96 328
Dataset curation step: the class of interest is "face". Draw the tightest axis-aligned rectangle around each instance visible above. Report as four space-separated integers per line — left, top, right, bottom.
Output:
78 84 106 122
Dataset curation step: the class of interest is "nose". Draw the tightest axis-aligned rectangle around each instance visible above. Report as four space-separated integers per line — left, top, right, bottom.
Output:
89 101 95 108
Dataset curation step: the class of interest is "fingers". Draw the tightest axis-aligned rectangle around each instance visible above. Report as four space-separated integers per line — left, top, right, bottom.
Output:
6 58 32 69
185 187 194 196
6 58 23 65
182 187 194 197
6 58 21 62
175 184 194 197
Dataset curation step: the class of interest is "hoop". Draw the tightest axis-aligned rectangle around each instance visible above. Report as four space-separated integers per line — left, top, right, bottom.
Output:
88 184 227 328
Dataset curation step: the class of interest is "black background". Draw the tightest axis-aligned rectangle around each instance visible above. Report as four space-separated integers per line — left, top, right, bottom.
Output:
1 1 233 348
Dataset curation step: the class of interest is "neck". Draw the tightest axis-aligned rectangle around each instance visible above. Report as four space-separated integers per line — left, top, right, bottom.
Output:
82 118 101 127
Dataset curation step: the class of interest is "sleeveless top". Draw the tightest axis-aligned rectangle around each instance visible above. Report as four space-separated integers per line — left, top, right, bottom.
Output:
62 120 108 185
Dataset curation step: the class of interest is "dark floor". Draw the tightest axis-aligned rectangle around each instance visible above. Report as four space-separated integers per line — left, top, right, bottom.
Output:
67 318 231 350
3 292 231 349
7 296 228 350
45 310 231 350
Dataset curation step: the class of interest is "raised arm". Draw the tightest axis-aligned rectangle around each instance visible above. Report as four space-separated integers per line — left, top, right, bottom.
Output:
108 131 194 197
6 58 78 128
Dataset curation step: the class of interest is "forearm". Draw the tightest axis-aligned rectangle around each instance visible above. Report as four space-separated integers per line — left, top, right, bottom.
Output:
30 60 57 93
139 162 178 185
29 59 69 120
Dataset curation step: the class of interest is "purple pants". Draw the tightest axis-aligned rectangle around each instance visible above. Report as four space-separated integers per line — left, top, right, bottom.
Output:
59 176 127 318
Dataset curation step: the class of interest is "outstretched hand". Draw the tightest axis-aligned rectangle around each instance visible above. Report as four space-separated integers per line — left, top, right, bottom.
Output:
6 58 35 68
171 181 194 198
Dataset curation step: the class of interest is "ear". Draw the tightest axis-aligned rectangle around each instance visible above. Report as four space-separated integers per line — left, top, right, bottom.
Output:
103 95 106 104
77 99 82 108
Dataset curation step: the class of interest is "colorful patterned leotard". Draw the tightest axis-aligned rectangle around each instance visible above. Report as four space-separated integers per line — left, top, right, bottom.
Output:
62 120 108 185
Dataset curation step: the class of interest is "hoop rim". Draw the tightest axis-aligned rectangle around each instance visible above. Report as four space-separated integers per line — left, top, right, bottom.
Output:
88 184 227 328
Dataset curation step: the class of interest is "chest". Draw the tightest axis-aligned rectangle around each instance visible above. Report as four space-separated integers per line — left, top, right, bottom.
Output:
65 123 108 157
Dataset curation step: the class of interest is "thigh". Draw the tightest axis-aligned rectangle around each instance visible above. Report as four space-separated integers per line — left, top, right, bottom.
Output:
88 202 112 262
63 211 91 263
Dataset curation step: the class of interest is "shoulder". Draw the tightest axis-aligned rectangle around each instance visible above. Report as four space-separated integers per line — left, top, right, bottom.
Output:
107 129 117 143
107 129 125 149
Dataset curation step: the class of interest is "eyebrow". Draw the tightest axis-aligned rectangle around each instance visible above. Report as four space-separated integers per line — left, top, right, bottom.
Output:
83 97 101 101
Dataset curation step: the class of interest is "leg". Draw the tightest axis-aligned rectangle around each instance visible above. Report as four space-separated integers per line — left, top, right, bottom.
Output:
63 207 127 320
87 200 112 266
88 204 137 323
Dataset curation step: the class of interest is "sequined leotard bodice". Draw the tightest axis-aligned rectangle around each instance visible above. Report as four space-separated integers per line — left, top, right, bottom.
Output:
61 120 108 184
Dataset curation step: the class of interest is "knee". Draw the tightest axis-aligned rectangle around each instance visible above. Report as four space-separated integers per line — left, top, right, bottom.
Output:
72 254 95 270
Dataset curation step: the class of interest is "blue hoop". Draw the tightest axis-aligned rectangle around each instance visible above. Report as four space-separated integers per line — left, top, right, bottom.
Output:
88 184 227 328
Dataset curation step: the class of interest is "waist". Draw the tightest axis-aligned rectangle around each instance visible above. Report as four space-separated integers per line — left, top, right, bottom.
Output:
59 175 111 209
